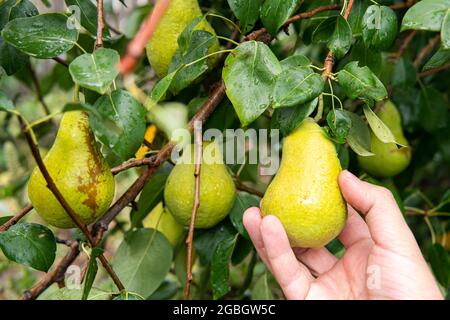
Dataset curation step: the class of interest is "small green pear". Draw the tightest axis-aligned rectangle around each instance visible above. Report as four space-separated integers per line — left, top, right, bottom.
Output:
261 118 347 248
146 0 219 77
143 202 185 246
358 100 411 178
164 141 236 229
28 111 115 228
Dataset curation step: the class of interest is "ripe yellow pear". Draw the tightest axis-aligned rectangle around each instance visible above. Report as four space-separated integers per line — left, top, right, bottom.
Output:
261 118 347 248
143 202 185 246
164 141 236 229
358 100 411 178
28 111 115 228
146 0 219 77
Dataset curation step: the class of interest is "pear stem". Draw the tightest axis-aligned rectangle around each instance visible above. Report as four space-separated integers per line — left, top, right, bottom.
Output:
17 116 125 293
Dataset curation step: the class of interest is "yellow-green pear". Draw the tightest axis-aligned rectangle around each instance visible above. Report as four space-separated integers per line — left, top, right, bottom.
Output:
146 0 219 77
261 118 347 248
164 141 236 229
28 111 115 228
143 202 185 246
358 100 411 178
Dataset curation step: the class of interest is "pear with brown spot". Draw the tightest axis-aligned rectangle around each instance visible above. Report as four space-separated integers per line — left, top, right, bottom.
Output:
28 111 115 228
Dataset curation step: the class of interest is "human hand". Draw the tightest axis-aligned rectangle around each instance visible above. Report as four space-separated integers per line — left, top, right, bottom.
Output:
243 170 443 300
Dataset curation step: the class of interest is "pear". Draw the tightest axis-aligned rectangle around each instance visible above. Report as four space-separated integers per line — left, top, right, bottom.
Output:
164 141 236 229
261 118 347 248
143 202 185 246
358 100 411 178
28 111 115 228
146 0 219 77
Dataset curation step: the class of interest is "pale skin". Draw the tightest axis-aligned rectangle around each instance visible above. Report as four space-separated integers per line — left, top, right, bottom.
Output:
244 170 443 300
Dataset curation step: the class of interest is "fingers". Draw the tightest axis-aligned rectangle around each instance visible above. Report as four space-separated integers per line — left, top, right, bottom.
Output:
338 170 418 251
293 247 338 276
243 207 271 270
338 205 372 248
260 215 312 300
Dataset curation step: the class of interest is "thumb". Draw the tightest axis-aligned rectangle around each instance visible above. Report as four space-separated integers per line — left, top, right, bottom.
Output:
338 170 417 252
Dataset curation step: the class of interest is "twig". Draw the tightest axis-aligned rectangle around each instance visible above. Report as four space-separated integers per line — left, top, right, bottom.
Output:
0 204 33 232
393 30 417 60
20 241 80 300
95 0 105 48
28 65 51 115
110 155 158 175
120 0 172 74
419 63 450 77
52 57 69 68
414 34 441 68
321 0 354 81
184 122 203 299
390 0 416 10
234 180 264 198
17 116 125 293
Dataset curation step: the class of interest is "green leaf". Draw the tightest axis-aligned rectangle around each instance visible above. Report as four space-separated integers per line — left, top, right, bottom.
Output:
0 0 39 31
113 228 173 298
81 247 103 300
227 0 263 33
194 220 236 265
0 223 56 272
148 280 179 300
130 169 170 228
229 192 261 240
280 54 311 70
418 87 448 132
392 58 417 88
169 30 216 94
327 109 352 144
251 272 274 299
0 91 14 111
423 46 450 71
345 111 374 156
442 9 450 49
1 13 78 58
337 61 387 105
271 98 318 136
363 105 398 145
427 244 450 287
90 90 146 161
0 216 13 226
65 0 110 37
312 15 352 59
260 0 298 36
69 48 120 94
362 5 398 51
38 287 110 300
272 67 324 108
350 40 382 75
401 0 450 32
223 41 281 126
149 70 179 103
347 0 370 36
211 233 238 299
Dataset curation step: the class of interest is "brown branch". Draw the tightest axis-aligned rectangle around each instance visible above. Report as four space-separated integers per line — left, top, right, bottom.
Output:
28 65 51 116
20 241 80 300
414 34 441 68
110 155 158 175
52 57 69 68
120 0 172 75
393 30 417 60
390 0 416 10
95 0 105 48
184 122 203 299
419 63 450 78
235 180 264 198
0 204 33 232
17 116 125 293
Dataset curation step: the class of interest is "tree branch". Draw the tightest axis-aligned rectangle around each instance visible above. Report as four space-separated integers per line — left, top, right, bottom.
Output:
28 65 51 116
95 0 105 48
393 30 417 60
0 204 33 232
419 63 450 78
414 34 441 68
184 122 203 299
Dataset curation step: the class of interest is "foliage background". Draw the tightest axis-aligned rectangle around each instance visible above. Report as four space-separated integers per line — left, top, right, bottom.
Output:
0 0 449 300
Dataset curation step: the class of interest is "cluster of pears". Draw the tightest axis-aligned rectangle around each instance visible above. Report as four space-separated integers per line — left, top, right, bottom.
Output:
28 111 115 228
164 141 236 229
358 100 411 178
146 0 219 77
261 118 347 248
